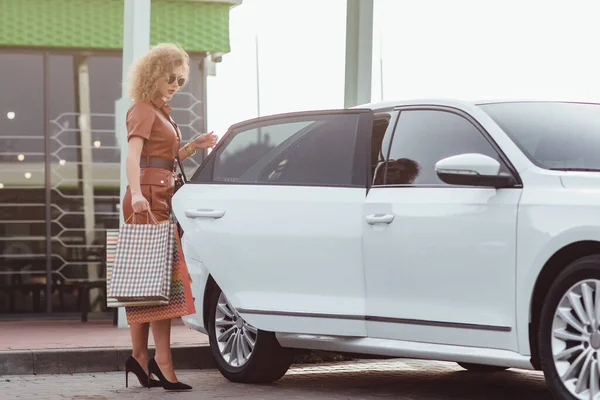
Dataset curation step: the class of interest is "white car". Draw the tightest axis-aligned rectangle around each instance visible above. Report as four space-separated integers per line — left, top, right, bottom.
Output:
172 99 600 400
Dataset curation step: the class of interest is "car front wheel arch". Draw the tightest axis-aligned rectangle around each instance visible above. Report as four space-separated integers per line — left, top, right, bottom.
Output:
530 241 600 369
206 284 293 383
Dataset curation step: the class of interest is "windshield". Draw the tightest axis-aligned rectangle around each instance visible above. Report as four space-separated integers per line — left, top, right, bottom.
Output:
478 102 600 171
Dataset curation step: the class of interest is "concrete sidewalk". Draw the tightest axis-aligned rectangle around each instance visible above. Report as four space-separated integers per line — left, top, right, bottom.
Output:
0 319 348 376
0 319 207 350
0 319 214 375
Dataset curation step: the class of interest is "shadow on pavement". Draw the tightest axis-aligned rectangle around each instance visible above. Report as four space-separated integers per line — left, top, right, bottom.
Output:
268 364 551 400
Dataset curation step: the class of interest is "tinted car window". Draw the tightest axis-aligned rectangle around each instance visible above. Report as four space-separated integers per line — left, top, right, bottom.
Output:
383 110 503 185
479 102 600 170
193 113 362 187
214 121 312 182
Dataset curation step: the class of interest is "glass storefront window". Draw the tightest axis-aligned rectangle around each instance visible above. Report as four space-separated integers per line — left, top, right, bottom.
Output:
0 51 206 318
0 53 47 314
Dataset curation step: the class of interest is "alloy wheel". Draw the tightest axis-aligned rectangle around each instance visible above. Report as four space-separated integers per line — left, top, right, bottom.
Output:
214 292 258 367
552 279 600 399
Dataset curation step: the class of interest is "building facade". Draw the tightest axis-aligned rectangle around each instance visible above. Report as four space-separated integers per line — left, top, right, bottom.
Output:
0 0 239 319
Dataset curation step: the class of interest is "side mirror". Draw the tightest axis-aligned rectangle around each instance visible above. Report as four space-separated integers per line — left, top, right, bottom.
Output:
435 153 516 188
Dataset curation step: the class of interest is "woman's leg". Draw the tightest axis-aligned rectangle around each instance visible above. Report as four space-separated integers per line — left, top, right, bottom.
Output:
130 322 151 373
151 318 178 382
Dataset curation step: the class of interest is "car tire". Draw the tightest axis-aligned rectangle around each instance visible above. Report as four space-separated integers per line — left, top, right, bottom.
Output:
456 362 508 373
539 254 600 400
206 285 293 383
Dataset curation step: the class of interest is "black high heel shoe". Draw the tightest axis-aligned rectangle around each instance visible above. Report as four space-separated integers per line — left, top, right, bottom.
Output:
125 356 161 388
148 357 192 391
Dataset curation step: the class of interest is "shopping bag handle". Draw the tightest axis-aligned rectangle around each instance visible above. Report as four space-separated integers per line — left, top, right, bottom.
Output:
125 210 158 225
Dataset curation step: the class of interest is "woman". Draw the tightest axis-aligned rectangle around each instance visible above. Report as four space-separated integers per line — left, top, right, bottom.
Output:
121 43 217 390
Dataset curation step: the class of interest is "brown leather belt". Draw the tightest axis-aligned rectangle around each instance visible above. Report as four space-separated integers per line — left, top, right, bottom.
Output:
140 156 176 171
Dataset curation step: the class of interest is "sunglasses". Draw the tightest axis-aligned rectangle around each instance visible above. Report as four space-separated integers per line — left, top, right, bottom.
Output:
167 75 186 86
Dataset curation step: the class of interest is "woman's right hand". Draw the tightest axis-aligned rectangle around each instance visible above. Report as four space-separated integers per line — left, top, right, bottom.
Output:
131 192 150 213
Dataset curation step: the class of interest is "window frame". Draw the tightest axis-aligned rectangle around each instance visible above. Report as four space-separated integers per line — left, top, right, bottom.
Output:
190 109 374 189
375 105 522 189
366 109 399 190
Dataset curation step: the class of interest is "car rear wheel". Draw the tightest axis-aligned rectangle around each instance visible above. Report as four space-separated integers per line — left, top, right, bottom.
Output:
206 286 293 383
456 362 508 373
539 254 600 400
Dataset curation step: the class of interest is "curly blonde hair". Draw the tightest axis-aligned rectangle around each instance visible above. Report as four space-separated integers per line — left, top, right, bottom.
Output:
127 43 190 102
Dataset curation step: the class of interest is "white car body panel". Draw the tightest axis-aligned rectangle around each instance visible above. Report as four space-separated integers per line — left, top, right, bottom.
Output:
174 184 368 337
514 167 600 355
180 235 210 334
276 333 533 369
173 99 600 371
363 186 521 351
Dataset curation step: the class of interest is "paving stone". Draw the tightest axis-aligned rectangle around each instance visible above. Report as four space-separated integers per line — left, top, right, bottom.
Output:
0 359 551 400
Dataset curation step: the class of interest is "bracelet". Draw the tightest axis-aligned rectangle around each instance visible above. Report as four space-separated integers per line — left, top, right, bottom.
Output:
184 143 196 157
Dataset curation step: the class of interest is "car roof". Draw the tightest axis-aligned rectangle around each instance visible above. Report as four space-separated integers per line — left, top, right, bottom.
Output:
354 98 475 111
355 98 600 112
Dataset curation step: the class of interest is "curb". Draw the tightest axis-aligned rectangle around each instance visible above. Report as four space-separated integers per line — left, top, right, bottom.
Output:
0 346 352 376
0 345 215 376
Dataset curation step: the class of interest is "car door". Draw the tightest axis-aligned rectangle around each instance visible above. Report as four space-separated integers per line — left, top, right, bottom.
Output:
173 110 373 337
362 106 522 351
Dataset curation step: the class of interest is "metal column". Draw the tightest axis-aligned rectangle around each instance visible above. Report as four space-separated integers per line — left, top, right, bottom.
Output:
344 0 374 108
74 56 99 310
198 55 210 162
115 0 151 328
44 52 52 314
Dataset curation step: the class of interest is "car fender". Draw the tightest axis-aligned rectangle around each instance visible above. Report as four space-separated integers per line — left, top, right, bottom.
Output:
517 219 600 354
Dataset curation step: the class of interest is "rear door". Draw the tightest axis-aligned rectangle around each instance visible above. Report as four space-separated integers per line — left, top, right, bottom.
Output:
172 110 373 336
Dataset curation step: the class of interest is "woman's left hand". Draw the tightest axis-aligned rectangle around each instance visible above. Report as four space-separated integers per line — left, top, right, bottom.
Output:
191 131 218 150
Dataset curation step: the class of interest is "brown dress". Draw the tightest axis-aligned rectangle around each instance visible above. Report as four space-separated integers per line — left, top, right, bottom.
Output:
122 97 196 324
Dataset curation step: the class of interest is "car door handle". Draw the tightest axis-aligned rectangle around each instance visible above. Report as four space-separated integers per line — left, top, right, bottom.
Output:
366 214 395 225
184 209 226 219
